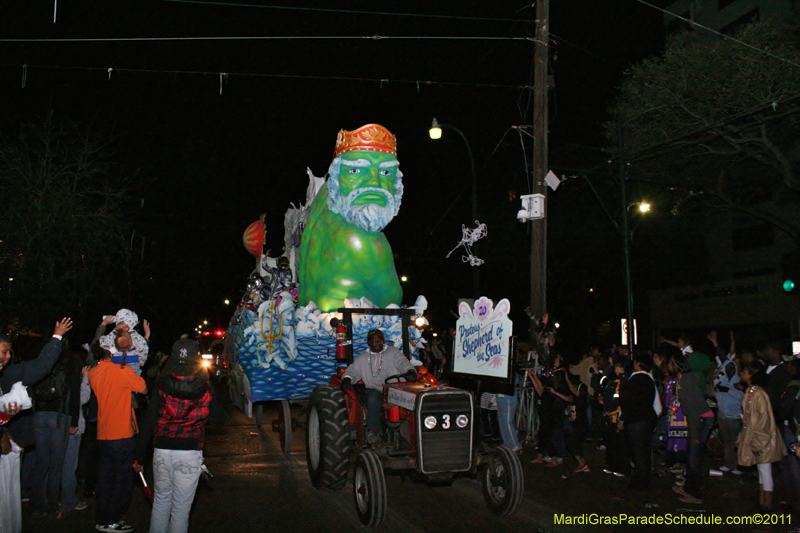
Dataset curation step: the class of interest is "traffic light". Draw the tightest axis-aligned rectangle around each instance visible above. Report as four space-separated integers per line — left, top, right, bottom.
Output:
782 251 800 294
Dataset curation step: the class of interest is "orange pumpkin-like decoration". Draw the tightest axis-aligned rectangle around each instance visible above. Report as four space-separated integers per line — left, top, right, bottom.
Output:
243 216 266 257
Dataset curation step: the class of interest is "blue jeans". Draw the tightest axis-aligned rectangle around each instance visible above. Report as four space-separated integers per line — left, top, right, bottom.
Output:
497 393 521 451
96 437 135 526
31 411 70 514
718 417 742 471
685 416 714 499
365 389 383 432
61 431 83 511
625 419 655 490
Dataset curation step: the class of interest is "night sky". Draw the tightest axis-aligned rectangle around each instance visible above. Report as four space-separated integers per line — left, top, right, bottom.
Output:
0 1 668 352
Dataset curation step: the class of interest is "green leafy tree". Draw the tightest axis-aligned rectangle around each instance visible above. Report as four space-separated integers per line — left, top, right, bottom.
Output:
606 20 800 241
0 113 135 330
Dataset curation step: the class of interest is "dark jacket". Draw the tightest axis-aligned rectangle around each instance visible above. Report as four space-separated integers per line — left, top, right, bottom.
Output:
34 364 81 428
766 364 791 423
619 371 657 424
0 337 63 447
678 371 711 442
135 370 212 462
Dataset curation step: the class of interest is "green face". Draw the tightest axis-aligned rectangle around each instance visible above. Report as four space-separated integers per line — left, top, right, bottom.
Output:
338 151 399 207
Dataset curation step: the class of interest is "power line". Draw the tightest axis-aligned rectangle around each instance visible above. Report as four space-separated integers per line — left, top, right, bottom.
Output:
161 0 538 24
0 35 533 44
634 0 800 69
5 62 531 91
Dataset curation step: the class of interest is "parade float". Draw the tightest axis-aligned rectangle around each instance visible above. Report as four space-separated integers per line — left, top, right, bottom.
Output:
224 124 428 450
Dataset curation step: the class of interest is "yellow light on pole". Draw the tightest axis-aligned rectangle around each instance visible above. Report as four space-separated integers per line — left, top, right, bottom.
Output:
429 118 442 140
638 202 651 213
203 320 208 325
414 316 426 328
224 299 230 305
400 276 408 282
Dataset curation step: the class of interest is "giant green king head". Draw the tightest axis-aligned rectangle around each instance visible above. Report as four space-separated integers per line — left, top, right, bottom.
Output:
297 124 404 311
326 126 404 232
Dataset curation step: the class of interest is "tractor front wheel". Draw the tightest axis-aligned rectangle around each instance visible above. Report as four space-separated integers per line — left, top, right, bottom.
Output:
353 449 387 527
306 385 351 490
482 446 524 516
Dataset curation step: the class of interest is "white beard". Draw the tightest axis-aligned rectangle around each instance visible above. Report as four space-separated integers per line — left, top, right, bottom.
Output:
326 157 404 233
331 187 397 233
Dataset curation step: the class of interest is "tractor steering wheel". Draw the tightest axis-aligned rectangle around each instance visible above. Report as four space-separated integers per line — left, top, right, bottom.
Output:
385 371 417 384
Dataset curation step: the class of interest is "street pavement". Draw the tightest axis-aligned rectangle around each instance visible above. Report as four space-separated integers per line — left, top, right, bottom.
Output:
22 398 800 533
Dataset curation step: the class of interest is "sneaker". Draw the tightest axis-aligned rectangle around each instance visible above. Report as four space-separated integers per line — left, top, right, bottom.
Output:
530 455 547 465
718 465 731 473
669 465 684 475
674 479 685 487
96 523 134 532
731 469 743 475
596 444 606 451
679 494 703 505
574 464 591 473
603 468 613 475
613 471 626 478
73 501 89 511
672 485 686 496
545 459 562 468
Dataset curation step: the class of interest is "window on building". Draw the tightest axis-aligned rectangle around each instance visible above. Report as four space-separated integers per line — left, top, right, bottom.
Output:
720 8 759 35
731 223 773 251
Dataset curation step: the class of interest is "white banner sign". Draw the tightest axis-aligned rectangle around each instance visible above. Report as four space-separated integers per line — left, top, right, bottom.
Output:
453 297 513 378
620 318 638 346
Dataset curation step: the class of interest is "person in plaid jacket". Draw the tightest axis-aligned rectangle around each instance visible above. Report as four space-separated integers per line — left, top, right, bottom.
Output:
136 338 211 533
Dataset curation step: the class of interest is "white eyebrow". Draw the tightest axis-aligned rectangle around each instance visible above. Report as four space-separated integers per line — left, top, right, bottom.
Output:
378 161 399 168
341 158 371 168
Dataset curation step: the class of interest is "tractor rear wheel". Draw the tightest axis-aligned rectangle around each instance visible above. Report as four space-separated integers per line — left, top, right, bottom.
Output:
306 385 351 490
482 446 524 516
354 449 387 527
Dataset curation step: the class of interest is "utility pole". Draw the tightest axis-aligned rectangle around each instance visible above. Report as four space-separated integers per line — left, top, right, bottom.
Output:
530 0 549 340
618 123 636 356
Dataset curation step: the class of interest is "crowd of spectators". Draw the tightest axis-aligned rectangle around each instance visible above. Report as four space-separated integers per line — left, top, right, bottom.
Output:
0 310 219 533
524 330 800 512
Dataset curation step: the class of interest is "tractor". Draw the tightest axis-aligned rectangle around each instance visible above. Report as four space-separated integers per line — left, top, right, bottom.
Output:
305 308 524 527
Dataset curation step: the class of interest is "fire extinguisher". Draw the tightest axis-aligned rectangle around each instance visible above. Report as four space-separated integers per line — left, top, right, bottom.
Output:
331 318 351 371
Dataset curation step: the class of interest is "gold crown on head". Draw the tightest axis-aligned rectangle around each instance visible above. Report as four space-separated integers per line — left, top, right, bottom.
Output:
334 124 397 157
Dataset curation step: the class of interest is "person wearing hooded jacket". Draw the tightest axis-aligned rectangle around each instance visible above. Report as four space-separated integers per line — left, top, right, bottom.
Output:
136 339 211 533
674 351 714 505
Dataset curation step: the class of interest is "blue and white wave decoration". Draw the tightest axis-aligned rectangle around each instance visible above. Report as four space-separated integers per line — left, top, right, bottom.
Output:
228 295 427 402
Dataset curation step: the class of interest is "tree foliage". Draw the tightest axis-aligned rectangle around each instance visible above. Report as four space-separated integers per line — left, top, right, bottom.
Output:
0 113 135 328
606 20 800 241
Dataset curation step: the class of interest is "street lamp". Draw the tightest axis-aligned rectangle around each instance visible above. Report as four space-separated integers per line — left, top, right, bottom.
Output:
429 118 480 298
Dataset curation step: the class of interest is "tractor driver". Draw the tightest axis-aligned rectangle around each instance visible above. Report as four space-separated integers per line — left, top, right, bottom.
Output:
341 329 416 441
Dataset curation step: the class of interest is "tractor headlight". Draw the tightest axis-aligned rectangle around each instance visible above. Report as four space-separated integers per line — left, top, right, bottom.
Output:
456 414 469 428
424 416 437 429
